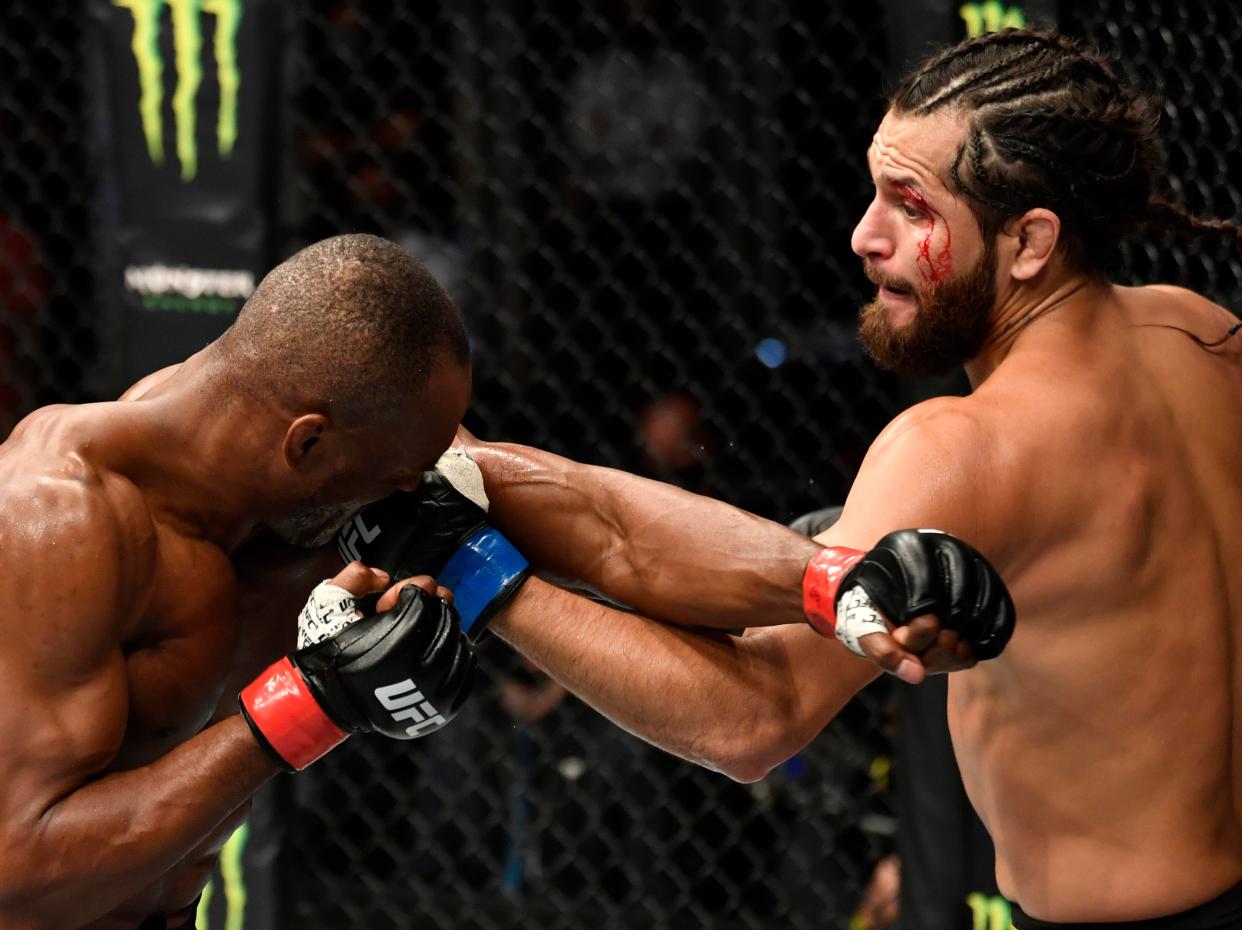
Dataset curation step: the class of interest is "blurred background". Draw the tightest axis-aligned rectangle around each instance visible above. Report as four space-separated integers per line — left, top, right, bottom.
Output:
2 1 1239 928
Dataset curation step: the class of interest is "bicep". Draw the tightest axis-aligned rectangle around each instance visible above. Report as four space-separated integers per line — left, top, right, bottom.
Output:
0 648 130 826
0 496 131 827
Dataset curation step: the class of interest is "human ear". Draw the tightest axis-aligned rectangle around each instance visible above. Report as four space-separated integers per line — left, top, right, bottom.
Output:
283 413 329 468
1005 208 1060 281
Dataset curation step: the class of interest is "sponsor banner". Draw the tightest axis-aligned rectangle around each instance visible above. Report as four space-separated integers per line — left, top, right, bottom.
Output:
92 0 283 382
879 0 1058 78
194 782 290 930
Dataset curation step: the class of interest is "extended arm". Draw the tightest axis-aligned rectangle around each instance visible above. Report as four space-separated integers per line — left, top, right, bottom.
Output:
462 433 821 630
331 463 888 780
460 398 1008 650
490 577 880 782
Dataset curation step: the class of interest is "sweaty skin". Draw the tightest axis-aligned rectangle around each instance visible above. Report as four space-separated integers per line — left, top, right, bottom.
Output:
0 352 466 929
468 109 1242 922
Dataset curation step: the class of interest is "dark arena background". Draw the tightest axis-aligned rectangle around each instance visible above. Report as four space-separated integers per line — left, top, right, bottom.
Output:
1 1 1239 928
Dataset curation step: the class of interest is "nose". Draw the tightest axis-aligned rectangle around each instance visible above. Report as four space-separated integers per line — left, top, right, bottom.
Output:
850 198 894 262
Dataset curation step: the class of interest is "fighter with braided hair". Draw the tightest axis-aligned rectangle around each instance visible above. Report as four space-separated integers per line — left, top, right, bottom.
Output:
332 28 1242 929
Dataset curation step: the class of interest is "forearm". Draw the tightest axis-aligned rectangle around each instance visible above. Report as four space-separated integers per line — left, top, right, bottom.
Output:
491 578 878 782
4 715 278 929
466 438 822 630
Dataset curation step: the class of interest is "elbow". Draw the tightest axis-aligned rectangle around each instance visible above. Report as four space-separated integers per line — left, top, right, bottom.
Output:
714 756 776 785
701 715 810 785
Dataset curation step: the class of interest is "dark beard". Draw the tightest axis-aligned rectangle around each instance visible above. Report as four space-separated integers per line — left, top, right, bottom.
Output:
858 238 997 377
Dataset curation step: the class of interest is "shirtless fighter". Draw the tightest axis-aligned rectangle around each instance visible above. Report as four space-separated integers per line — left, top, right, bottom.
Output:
0 234 478 929
344 30 1242 929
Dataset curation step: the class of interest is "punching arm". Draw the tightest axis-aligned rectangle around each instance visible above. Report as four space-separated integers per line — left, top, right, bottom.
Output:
462 434 819 631
491 577 880 782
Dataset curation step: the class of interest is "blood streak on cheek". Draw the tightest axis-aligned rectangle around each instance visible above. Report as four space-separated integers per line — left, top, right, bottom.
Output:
897 185 953 283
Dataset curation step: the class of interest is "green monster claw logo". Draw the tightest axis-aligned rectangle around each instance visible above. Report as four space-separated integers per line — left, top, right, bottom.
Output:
967 892 1015 930
196 823 249 930
959 1 1026 37
113 0 243 182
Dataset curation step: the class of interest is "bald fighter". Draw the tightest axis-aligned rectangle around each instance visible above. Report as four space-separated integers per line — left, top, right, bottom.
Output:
0 234 477 930
355 30 1242 929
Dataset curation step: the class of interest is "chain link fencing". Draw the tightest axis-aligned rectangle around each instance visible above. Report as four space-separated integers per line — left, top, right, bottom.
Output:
2 1 1240 927
277 3 1242 928
0 0 99 436
283 4 898 927
1062 0 1242 310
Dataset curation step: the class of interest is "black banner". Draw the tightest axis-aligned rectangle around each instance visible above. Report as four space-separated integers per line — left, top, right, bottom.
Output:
881 0 1059 78
92 0 283 383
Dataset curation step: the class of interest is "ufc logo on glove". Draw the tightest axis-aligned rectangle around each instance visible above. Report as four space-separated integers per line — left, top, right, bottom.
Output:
373 679 447 737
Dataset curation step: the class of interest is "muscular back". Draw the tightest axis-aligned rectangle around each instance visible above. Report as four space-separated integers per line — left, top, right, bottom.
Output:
948 285 1242 920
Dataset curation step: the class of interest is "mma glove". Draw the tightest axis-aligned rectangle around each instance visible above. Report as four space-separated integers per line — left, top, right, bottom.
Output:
335 446 530 639
239 580 475 771
801 528 1015 660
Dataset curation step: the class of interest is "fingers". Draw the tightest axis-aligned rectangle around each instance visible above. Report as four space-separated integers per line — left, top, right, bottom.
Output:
895 614 979 675
857 614 979 682
329 561 391 597
859 630 926 685
922 628 978 674
373 574 456 613
892 614 941 653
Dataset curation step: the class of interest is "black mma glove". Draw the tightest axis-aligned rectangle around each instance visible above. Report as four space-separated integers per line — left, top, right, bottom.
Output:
802 528 1015 660
787 505 844 538
240 581 475 770
335 447 530 639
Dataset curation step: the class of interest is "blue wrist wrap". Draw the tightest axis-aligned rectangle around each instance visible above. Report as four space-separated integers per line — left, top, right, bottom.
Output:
439 527 530 638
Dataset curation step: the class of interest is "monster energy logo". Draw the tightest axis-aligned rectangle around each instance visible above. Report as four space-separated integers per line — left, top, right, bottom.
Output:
959 1 1026 37
197 823 249 930
125 262 255 313
967 892 1015 930
114 0 243 182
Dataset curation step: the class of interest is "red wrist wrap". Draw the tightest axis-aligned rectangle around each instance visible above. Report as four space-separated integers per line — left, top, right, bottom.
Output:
240 656 348 771
802 547 866 638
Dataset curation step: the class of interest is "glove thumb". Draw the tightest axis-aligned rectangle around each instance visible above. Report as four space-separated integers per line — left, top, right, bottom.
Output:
434 446 490 512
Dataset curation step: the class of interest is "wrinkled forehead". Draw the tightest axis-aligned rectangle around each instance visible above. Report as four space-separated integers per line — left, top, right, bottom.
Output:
867 109 967 196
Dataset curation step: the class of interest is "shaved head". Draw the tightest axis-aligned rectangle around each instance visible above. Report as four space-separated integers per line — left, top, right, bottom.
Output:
214 234 469 418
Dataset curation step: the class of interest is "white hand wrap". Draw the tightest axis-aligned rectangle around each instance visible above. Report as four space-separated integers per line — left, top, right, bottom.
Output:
834 585 891 656
297 582 361 649
434 446 490 511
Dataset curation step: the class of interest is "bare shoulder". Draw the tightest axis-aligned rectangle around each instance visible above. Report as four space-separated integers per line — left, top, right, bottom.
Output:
1133 284 1240 344
0 435 155 655
867 394 1001 493
1144 282 1224 309
0 435 155 821
869 394 993 458
830 395 1005 550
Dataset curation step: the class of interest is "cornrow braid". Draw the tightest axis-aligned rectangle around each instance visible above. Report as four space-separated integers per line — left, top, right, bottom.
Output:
890 28 1242 277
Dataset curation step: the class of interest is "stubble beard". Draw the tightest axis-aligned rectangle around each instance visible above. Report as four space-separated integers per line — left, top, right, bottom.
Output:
858 238 998 378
